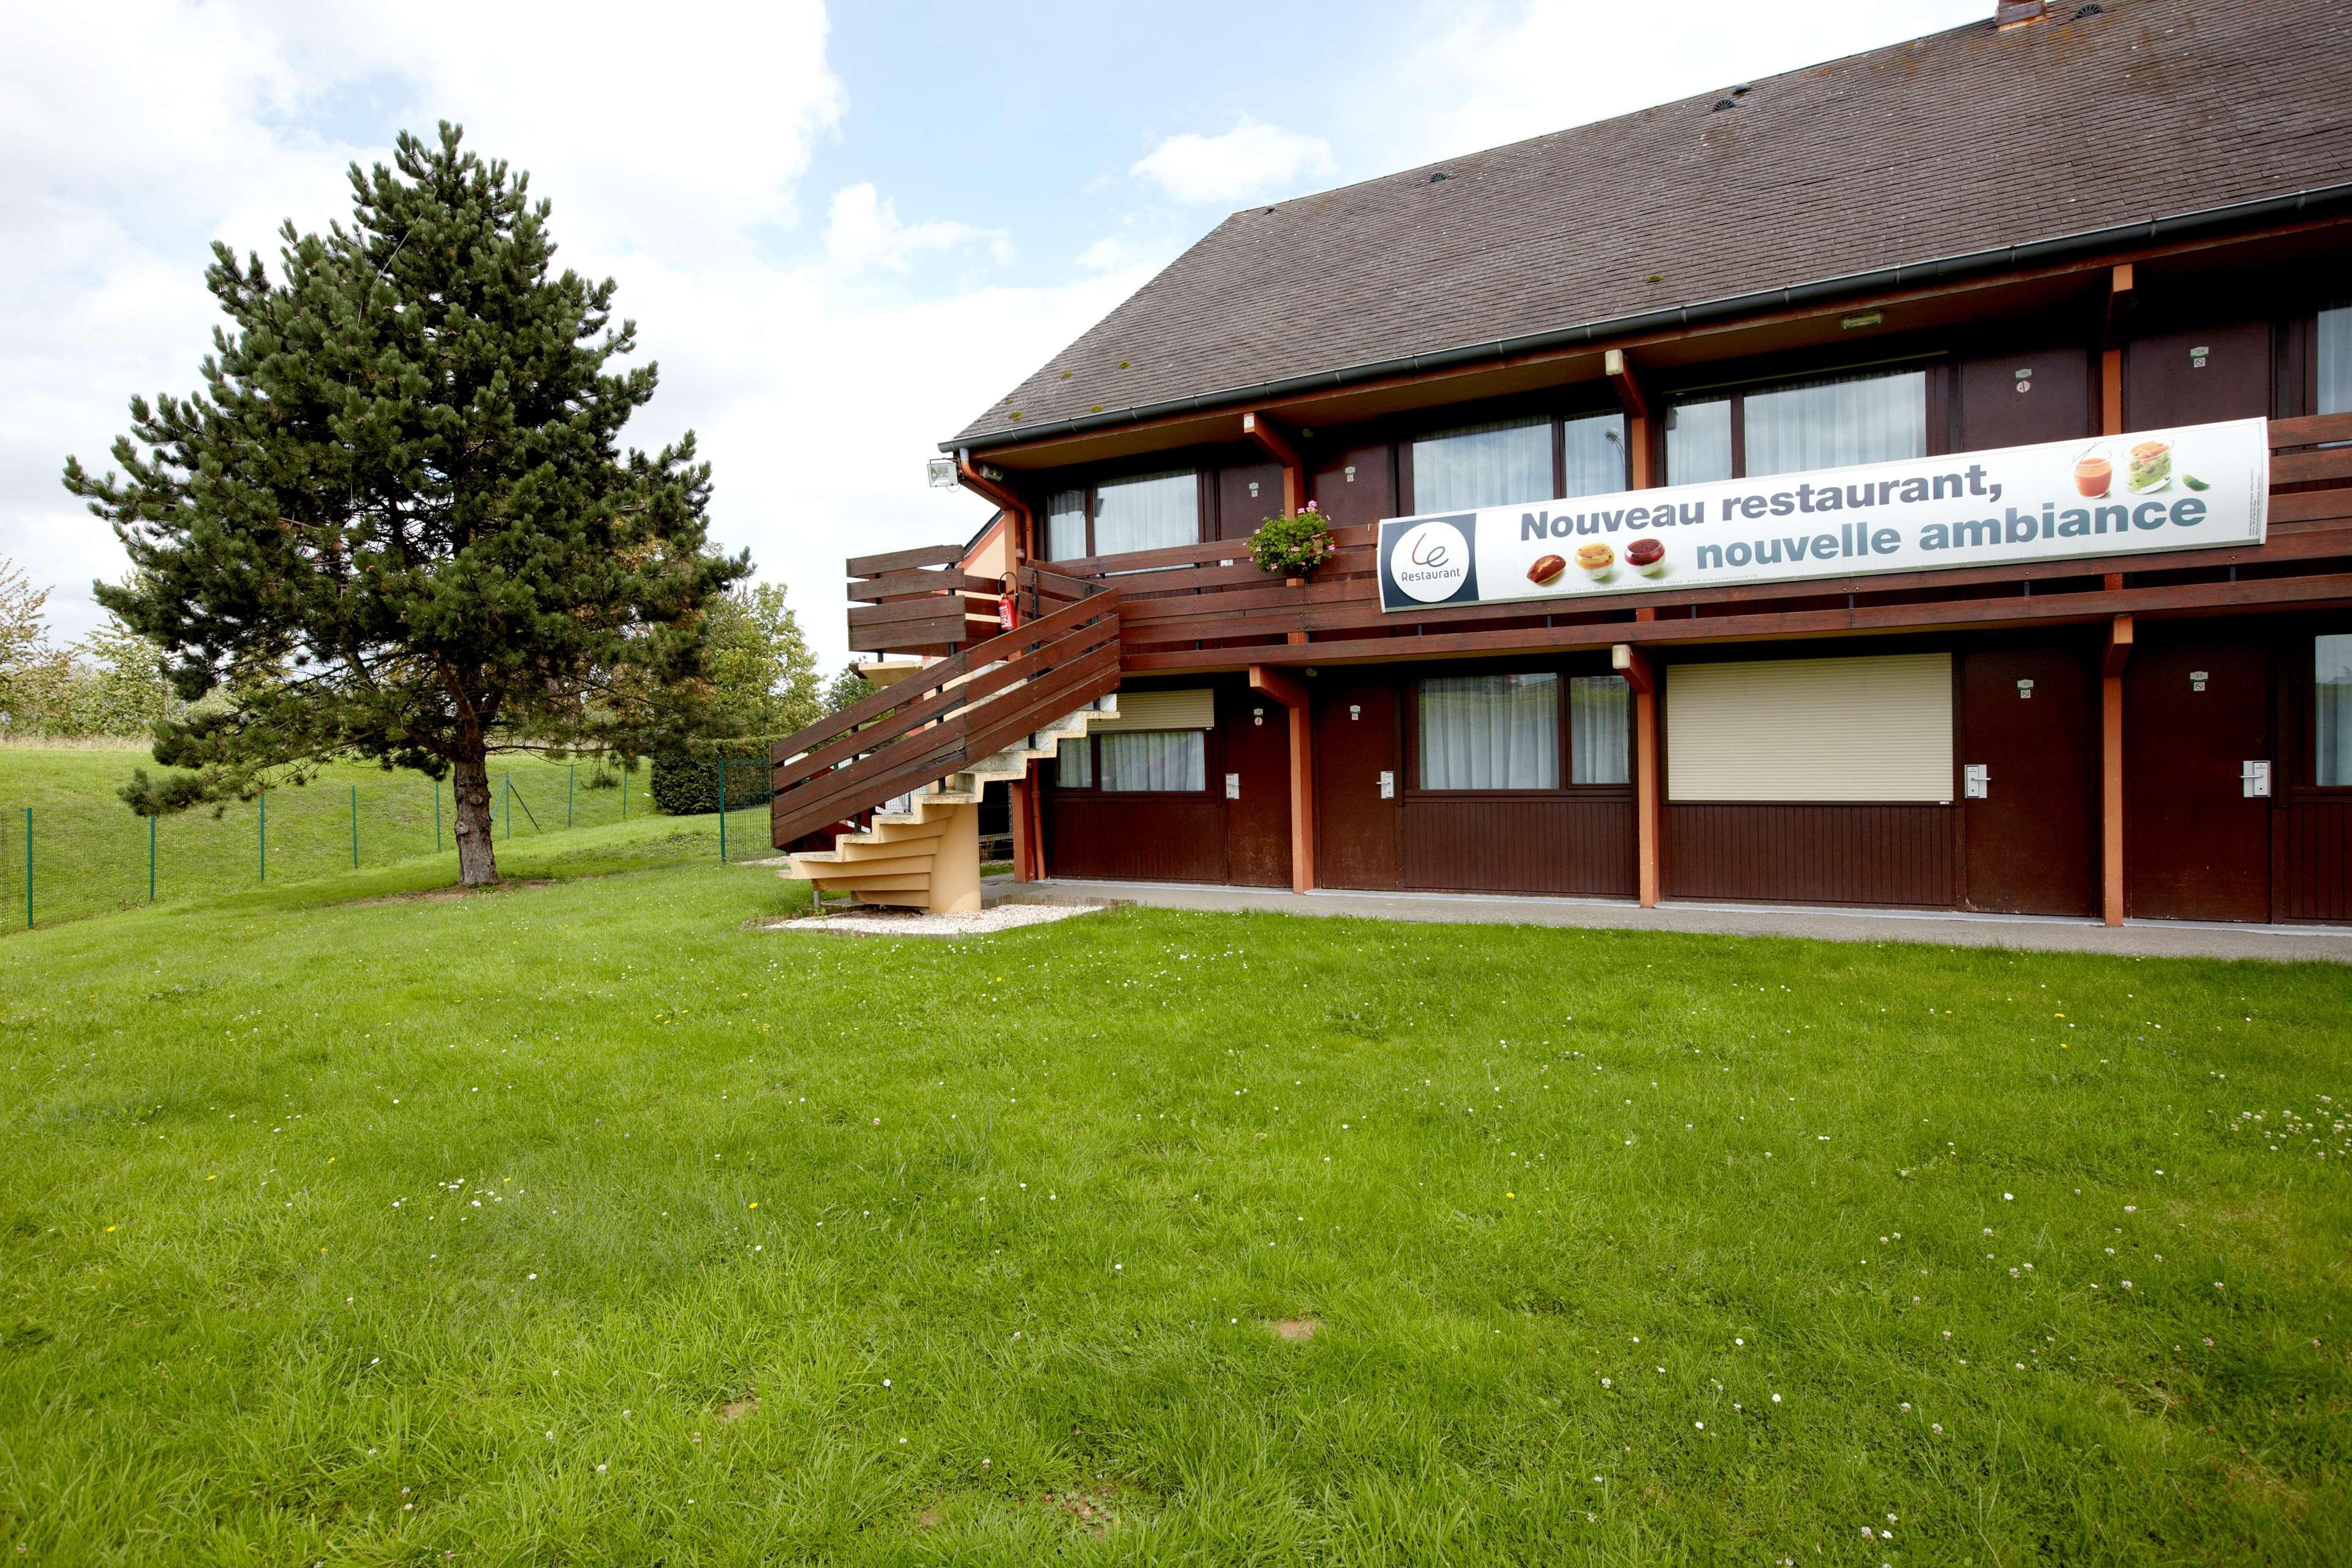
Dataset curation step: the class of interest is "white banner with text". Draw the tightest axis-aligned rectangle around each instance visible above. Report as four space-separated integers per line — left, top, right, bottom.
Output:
1376 417 2269 612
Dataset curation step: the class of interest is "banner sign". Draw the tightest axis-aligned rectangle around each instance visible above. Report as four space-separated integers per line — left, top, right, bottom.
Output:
1376 417 2269 612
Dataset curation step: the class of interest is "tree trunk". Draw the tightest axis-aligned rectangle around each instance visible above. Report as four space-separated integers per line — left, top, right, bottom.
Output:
451 753 500 886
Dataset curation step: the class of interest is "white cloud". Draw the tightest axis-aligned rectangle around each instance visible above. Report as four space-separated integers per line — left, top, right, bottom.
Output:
823 183 1010 273
4 0 2002 678
1075 235 1136 272
1362 0 1992 168
1129 118 1335 205
0 0 1129 674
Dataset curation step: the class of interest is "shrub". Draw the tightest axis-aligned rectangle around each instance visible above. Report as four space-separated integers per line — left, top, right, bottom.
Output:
649 742 777 815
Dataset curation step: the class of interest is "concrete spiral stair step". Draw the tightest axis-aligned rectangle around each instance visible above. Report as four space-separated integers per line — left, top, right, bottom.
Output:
785 794 979 912
780 695 1117 913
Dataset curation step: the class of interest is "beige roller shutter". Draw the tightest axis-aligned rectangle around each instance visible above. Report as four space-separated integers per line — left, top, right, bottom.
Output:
1090 687 1216 732
1667 653 1952 802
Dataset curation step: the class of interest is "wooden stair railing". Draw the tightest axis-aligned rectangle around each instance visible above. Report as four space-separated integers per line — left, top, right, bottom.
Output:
770 576 1123 848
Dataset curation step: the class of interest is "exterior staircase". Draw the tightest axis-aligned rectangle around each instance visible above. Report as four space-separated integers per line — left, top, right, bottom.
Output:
765 577 1123 913
784 695 1120 910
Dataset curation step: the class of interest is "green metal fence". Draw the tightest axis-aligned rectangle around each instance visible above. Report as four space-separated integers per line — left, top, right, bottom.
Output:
4 757 654 931
0 752 793 932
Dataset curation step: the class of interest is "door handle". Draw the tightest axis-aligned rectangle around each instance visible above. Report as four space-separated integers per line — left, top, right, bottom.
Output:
1964 763 1989 799
1378 770 1395 800
2241 760 2271 798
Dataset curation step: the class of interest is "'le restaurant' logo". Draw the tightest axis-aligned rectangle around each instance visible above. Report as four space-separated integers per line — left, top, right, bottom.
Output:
1387 517 1474 604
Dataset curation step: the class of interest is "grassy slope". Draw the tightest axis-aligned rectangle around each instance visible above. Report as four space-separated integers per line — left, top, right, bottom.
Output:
0 747 777 929
1 846 2346 1565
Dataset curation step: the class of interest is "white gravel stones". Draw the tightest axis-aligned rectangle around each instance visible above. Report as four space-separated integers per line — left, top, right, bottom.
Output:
767 900 1109 940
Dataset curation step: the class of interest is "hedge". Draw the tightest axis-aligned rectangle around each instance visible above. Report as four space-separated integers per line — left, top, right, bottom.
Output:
648 741 780 816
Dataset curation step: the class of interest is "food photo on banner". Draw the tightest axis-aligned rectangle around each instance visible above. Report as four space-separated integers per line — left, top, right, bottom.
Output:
1376 417 2270 611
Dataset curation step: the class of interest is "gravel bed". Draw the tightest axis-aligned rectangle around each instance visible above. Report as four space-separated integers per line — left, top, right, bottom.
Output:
764 900 1109 938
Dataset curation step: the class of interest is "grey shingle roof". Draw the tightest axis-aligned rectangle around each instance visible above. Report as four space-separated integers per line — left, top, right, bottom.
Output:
951 0 2352 448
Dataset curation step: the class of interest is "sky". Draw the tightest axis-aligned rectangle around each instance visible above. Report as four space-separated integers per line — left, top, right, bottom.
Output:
1 0 1990 673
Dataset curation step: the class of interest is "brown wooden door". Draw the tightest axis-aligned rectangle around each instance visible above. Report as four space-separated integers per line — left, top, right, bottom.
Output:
1954 347 2093 454
1314 678 1400 889
2125 641 2272 922
1216 461 1284 540
1310 442 1395 529
1221 685 1292 888
2125 322 2272 431
1961 647 2098 916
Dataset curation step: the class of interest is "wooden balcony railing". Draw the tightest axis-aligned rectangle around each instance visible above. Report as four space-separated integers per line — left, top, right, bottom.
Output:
838 419 2351 679
846 544 1008 658
772 573 1122 847
1027 413 2352 673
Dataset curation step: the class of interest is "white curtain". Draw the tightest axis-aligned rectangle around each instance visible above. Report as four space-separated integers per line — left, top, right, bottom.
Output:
1570 675 1630 784
1055 736 1093 788
1562 412 1627 498
2321 305 2351 416
1667 398 1733 484
1046 488 1087 560
1413 418 1551 513
1417 673 1558 789
1093 470 1198 556
2320 635 2352 787
1744 368 1926 478
1099 730 1205 791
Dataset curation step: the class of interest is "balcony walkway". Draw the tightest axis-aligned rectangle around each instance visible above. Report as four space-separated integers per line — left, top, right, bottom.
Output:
982 876 2352 963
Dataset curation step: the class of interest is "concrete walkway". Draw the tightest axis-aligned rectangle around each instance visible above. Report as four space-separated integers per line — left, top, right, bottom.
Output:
985 876 2352 962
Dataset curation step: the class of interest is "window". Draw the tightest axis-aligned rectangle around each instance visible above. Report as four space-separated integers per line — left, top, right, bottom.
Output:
1744 369 1927 477
2319 634 2352 787
1412 418 1551 513
1099 730 1205 792
1562 412 1628 498
1092 470 1198 556
1055 735 1093 788
2321 304 2352 417
1418 673 1559 790
1667 398 1733 484
1042 470 1200 560
1665 366 1929 483
1569 676 1630 784
1046 489 1087 561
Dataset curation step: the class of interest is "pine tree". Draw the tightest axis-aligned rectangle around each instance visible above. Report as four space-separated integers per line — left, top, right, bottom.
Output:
63 125 746 882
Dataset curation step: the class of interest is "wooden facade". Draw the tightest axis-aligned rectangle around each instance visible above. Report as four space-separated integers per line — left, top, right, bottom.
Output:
813 216 2352 925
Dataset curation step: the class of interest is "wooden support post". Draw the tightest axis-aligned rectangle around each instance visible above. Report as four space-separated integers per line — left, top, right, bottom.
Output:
2100 263 2133 436
1008 776 1037 883
1613 643 1660 907
1605 349 1654 490
1243 411 1313 646
2101 613 2133 927
1028 779 1046 880
1241 411 1306 516
1249 664 1316 893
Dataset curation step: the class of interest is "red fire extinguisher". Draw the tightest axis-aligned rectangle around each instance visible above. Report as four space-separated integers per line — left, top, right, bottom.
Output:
997 595 1018 631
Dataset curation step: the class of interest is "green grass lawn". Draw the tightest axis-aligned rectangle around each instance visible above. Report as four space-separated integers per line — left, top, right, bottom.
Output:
0 746 778 930
2 838 2347 1565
